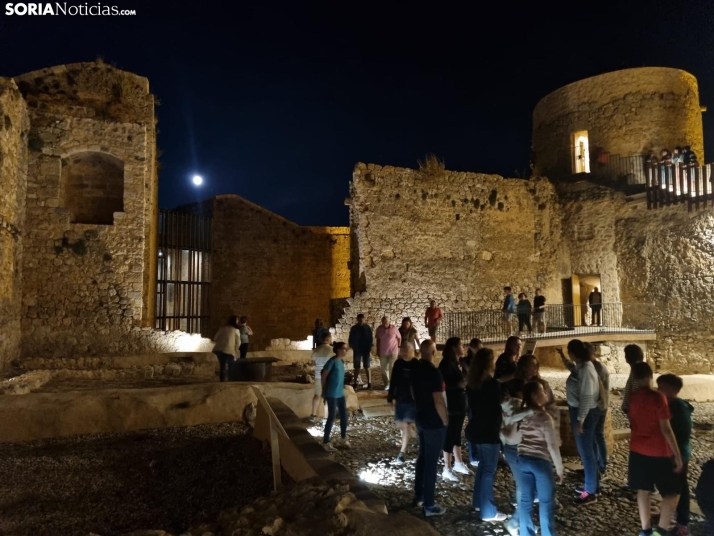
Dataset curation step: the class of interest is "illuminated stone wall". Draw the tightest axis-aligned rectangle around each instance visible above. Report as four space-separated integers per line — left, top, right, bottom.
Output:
0 78 30 369
14 62 159 358
333 162 567 342
209 195 351 349
533 67 704 179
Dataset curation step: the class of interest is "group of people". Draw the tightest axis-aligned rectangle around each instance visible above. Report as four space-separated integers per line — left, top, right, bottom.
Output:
646 146 700 168
310 319 711 536
502 287 548 335
211 315 253 381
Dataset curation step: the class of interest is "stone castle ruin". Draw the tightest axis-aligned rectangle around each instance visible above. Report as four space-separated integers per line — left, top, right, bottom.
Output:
1 63 713 373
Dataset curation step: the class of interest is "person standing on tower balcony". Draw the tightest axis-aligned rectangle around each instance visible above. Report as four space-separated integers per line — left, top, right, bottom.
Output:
349 314 374 389
589 287 602 326
376 316 401 390
425 300 443 343
533 289 547 333
517 293 533 335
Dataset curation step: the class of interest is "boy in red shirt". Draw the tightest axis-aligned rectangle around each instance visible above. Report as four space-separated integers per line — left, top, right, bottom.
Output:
628 362 683 536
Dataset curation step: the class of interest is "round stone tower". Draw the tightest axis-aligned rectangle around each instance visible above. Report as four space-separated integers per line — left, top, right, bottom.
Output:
532 67 705 182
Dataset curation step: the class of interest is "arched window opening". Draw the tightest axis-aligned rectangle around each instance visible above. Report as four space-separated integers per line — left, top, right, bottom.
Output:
61 152 124 225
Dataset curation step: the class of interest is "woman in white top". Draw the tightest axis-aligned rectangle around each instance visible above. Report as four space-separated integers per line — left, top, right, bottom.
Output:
212 315 241 382
517 381 564 536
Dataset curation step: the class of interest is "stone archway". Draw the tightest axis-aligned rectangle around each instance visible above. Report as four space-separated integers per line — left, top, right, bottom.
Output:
61 151 124 224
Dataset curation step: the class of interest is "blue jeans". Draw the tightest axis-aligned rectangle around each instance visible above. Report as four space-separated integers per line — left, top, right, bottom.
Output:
414 425 446 508
569 406 599 494
467 410 478 464
213 351 235 382
518 455 556 536
594 409 608 473
472 443 500 518
503 444 522 529
323 397 347 443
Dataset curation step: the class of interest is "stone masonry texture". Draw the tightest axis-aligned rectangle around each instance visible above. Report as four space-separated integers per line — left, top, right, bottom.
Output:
533 67 704 179
12 62 158 360
0 78 30 369
334 162 566 344
209 195 350 350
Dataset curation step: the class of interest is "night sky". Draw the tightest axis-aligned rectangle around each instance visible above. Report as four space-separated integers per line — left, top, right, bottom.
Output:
1 1 713 226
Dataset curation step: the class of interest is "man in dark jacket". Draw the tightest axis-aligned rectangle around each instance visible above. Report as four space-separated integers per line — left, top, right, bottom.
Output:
588 287 602 326
348 314 373 389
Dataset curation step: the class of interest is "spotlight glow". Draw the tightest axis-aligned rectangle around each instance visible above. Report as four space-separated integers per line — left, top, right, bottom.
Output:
192 175 203 186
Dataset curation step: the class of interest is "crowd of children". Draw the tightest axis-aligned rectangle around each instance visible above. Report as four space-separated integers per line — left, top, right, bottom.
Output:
306 327 713 536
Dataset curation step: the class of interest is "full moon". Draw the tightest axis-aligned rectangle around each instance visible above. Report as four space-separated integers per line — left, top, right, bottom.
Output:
192 175 203 186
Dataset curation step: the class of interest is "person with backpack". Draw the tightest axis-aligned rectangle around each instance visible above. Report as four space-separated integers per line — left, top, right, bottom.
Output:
321 342 350 452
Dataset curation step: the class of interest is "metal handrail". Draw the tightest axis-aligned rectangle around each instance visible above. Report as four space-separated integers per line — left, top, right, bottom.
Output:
442 302 655 342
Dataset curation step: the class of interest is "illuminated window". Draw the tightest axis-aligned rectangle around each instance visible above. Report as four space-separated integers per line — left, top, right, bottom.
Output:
572 131 590 174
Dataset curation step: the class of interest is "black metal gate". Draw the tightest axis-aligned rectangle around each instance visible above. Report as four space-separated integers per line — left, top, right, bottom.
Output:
155 210 212 336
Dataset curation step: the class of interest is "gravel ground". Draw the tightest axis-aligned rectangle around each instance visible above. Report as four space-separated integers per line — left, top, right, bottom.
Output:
330 372 714 536
0 422 276 536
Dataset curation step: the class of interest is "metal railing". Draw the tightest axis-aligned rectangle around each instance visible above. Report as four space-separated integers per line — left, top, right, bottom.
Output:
645 162 714 211
540 148 647 184
442 302 655 343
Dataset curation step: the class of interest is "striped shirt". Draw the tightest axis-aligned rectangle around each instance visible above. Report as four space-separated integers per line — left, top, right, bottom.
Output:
518 410 564 477
565 361 600 422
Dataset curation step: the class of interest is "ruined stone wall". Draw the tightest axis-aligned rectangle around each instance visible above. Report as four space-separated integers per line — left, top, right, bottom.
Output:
14 62 158 358
0 79 30 369
334 163 566 341
557 183 623 306
210 195 350 349
533 67 704 179
615 203 714 372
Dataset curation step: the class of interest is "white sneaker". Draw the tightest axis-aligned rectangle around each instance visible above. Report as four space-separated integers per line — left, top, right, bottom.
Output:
452 461 473 475
481 512 508 522
441 468 459 482
469 459 479 468
323 442 337 452
384 384 390 391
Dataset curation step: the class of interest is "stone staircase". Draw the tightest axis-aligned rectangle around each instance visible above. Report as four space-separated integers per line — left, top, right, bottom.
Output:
357 390 393 418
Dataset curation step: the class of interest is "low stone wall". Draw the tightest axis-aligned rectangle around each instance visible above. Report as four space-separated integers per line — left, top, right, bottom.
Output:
0 382 313 442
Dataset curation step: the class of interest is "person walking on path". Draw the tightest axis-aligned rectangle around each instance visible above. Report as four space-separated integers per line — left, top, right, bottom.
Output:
657 373 693 536
212 315 241 382
424 300 443 342
237 316 253 359
410 339 449 517
628 362 683 536
321 342 350 452
502 287 517 335
398 317 420 359
517 381 564 536
308 333 335 423
588 287 602 326
438 337 472 481
557 339 600 506
348 314 374 389
313 318 330 349
517 293 533 335
622 344 645 416
388 350 418 464
376 316 401 390
533 289 547 333
466 347 507 522
583 342 610 476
